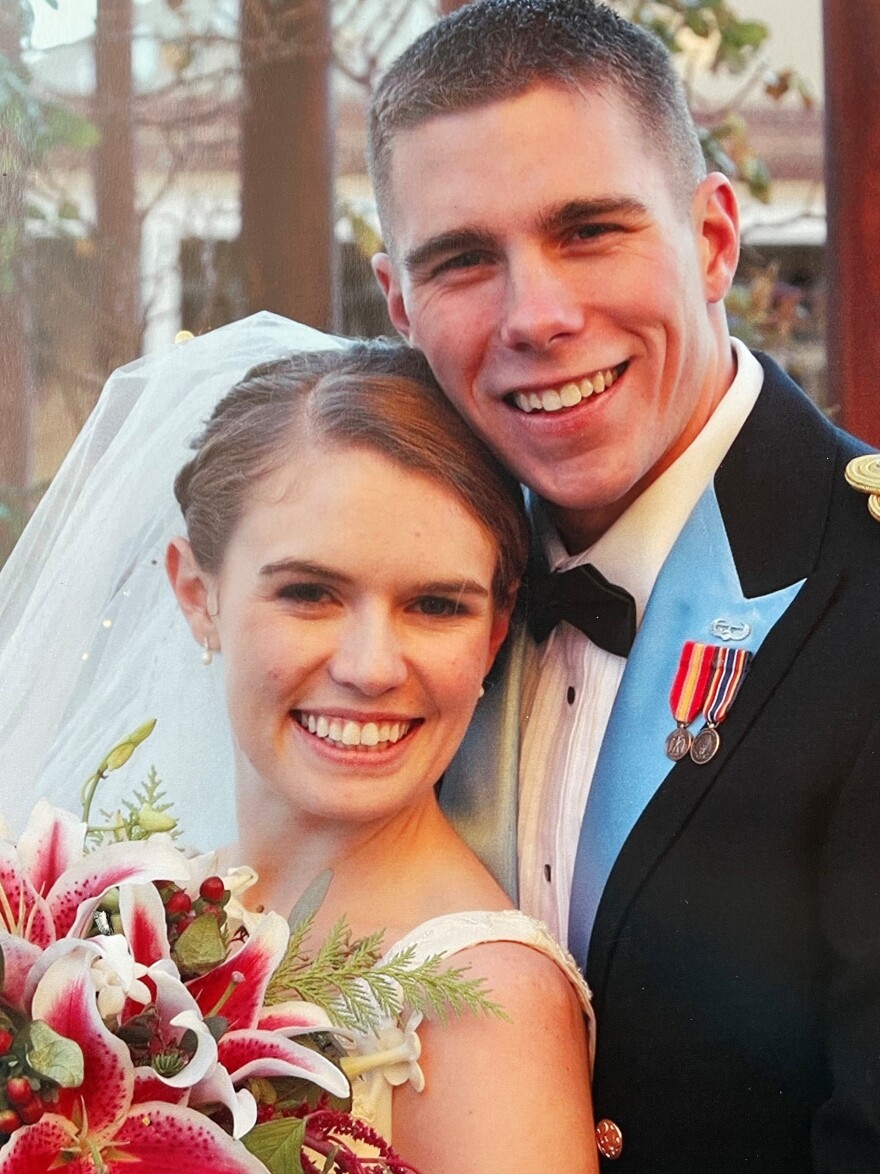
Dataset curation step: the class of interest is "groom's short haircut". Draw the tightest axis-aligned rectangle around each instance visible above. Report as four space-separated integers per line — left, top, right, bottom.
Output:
368 0 706 240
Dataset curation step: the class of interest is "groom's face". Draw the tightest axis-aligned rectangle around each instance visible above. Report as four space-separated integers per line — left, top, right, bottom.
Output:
373 82 738 546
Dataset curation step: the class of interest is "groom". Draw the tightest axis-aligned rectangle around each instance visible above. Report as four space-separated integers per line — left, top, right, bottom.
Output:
366 1 880 1171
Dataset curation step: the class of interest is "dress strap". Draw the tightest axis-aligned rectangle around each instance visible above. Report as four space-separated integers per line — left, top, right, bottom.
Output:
385 908 594 1025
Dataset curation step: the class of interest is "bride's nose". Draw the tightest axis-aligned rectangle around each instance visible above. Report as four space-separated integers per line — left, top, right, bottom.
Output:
328 607 408 696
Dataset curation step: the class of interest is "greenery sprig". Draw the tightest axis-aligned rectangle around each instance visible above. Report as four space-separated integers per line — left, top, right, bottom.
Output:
265 915 505 1033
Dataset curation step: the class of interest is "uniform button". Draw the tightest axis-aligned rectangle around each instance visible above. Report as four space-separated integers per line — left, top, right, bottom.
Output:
596 1119 623 1160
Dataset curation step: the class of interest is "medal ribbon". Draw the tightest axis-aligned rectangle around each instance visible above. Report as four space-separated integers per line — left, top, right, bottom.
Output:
669 641 715 726
702 646 752 727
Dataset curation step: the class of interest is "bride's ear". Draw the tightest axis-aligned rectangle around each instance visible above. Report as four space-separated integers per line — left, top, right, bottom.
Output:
166 537 219 648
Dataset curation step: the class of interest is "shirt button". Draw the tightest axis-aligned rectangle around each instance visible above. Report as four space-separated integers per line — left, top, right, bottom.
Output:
596 1119 623 1160
566 685 576 704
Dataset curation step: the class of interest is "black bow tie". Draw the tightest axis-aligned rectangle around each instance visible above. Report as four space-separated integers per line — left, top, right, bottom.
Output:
527 562 637 657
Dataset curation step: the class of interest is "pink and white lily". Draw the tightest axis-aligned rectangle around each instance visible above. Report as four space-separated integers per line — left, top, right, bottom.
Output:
0 948 267 1174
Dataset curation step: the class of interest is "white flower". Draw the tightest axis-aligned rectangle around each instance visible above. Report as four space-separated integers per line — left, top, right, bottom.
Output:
89 934 151 1019
340 1010 425 1093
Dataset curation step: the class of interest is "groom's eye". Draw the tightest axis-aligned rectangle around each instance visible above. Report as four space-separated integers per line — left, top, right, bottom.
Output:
413 595 463 617
431 250 490 277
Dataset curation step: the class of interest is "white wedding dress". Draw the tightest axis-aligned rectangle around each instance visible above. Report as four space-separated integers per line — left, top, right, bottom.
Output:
343 908 594 1146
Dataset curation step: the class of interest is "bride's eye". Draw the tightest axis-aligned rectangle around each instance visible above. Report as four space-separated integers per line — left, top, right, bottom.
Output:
277 582 333 606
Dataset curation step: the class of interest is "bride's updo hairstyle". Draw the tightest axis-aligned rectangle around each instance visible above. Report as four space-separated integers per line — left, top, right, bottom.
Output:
174 340 529 611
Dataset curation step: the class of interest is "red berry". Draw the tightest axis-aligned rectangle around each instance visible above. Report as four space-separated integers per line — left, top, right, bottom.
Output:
5 1078 32 1106
0 1030 14 1055
0 1108 20 1134
18 1098 43 1125
165 891 192 917
199 876 226 904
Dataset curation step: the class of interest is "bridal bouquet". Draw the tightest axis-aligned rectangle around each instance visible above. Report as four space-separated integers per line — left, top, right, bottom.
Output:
0 725 492 1173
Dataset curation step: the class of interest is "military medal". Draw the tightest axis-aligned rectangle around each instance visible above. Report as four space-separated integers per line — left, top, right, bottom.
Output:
689 645 752 765
666 641 715 760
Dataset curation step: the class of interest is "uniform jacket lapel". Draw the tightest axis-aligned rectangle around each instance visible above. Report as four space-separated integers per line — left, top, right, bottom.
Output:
585 357 851 991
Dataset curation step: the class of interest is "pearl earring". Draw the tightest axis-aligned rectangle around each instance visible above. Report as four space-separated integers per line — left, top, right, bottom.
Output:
202 637 213 666
478 685 486 698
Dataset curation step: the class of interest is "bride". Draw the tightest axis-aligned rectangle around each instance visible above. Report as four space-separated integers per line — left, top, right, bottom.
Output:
0 315 598 1172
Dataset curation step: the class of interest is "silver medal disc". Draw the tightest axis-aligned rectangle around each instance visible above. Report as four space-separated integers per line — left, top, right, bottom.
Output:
665 727 693 761
690 725 721 764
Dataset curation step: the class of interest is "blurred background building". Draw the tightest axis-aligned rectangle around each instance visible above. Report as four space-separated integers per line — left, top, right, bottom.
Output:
0 0 862 560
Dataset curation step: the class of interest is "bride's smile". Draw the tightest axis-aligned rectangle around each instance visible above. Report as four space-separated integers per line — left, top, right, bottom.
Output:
178 444 509 830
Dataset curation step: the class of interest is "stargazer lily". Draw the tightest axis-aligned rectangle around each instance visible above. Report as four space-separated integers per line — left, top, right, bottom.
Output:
0 948 266 1174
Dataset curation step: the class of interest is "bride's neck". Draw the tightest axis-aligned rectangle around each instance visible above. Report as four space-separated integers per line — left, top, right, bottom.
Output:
233 789 458 943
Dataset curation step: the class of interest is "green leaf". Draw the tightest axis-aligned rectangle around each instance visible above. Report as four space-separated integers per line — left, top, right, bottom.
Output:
288 870 332 932
173 913 227 976
24 1021 84 1088
57 199 80 220
683 10 711 38
242 1117 306 1174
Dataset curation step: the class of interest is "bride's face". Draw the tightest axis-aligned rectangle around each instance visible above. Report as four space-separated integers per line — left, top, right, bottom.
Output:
194 445 509 827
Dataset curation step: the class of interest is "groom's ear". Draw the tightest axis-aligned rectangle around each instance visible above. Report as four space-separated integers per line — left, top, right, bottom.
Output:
166 537 219 649
372 252 412 340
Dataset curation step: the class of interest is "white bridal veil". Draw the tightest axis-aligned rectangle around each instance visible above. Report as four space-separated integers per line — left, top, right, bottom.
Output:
0 313 343 844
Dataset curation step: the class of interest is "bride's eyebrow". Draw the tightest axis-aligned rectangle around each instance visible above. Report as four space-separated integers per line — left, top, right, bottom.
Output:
260 558 350 583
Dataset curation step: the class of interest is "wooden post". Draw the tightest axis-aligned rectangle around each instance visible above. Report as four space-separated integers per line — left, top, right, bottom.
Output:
240 0 334 331
94 0 142 377
823 0 880 447
0 4 31 495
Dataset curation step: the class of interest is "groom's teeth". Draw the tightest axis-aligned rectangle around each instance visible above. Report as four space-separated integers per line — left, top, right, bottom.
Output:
361 722 379 746
512 365 622 413
297 712 412 748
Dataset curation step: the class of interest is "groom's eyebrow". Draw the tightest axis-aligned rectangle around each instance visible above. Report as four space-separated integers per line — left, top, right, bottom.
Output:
404 228 497 276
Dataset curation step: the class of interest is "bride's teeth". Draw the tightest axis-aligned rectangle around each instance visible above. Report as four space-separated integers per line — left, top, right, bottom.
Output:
593 371 607 393
341 720 360 746
328 718 344 742
560 381 582 408
580 376 594 397
540 388 563 412
515 392 533 412
604 368 614 386
300 713 412 747
361 722 379 747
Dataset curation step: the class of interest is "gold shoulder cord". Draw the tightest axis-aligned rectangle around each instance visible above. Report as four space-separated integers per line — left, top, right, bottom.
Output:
844 454 880 522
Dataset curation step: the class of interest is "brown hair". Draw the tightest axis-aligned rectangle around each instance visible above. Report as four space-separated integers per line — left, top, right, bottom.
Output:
174 340 529 610
368 0 705 243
